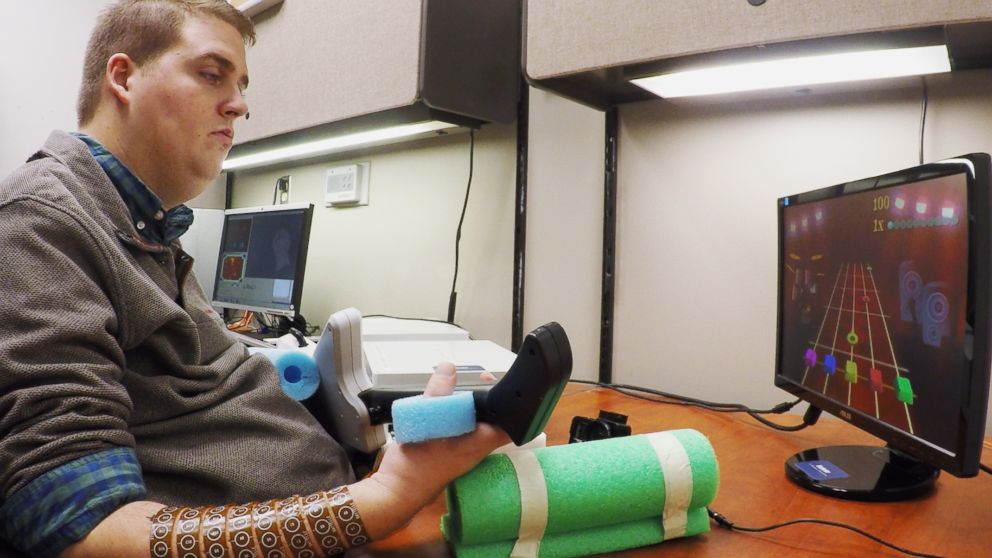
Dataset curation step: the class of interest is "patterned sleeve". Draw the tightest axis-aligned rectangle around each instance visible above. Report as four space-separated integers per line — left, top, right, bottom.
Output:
0 448 146 557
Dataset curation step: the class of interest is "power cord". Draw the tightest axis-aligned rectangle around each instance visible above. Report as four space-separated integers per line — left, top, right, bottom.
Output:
981 463 992 475
571 379 811 431
363 313 468 334
446 129 475 323
707 508 944 558
918 75 928 165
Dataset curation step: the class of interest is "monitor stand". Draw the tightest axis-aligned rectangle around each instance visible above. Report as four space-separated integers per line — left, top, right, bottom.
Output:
785 445 939 502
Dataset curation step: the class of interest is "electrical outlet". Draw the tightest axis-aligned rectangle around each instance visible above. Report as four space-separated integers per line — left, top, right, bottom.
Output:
325 162 370 206
275 175 291 204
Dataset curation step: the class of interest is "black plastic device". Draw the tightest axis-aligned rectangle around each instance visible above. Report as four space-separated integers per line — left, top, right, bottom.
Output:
568 410 631 444
358 322 572 446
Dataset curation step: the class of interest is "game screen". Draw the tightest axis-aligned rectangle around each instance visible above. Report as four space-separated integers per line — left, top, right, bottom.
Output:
213 208 309 316
778 172 969 456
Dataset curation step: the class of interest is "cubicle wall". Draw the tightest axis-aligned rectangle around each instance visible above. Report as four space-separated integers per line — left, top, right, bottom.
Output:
526 0 992 79
235 0 424 144
229 124 516 348
608 70 992 430
523 0 992 427
522 88 605 382
0 0 111 178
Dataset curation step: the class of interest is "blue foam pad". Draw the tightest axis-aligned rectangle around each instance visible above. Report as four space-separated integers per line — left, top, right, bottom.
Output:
392 391 477 444
251 348 320 401
271 350 320 400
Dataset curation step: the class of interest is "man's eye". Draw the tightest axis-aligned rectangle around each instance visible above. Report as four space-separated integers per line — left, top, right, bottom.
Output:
202 72 222 84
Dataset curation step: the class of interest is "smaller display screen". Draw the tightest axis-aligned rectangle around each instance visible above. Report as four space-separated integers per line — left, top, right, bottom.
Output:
212 204 312 317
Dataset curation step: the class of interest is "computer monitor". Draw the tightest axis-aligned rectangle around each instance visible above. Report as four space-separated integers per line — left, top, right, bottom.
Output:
775 154 992 501
211 203 314 320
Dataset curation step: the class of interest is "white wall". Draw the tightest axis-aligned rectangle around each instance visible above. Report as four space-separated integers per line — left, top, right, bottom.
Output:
0 1 111 178
229 125 517 347
609 70 992 432
524 88 605 381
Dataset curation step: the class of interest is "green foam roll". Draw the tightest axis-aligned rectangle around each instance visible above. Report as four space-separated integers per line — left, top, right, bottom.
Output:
443 507 711 558
441 429 719 557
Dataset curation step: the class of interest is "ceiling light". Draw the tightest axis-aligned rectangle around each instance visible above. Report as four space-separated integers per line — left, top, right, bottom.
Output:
222 120 459 171
631 45 950 98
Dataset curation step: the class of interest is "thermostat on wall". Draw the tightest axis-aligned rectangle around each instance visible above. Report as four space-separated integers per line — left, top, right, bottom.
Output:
325 162 370 206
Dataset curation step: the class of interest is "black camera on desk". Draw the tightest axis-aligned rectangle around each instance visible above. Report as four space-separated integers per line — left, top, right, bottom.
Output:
568 410 631 443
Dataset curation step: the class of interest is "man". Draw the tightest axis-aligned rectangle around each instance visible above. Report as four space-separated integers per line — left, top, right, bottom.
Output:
0 2 507 557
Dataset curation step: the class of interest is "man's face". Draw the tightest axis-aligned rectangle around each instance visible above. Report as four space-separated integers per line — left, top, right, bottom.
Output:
124 15 249 207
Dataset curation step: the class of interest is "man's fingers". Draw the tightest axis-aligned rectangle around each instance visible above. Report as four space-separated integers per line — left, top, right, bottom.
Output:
423 361 457 397
472 422 512 449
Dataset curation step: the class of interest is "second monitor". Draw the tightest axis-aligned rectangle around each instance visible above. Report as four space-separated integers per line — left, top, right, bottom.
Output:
212 203 314 320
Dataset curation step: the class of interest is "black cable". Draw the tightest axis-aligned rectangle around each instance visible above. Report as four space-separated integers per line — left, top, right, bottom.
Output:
363 313 467 332
918 76 928 165
743 408 812 431
447 129 475 323
707 508 944 558
569 379 797 412
571 379 809 431
980 463 992 475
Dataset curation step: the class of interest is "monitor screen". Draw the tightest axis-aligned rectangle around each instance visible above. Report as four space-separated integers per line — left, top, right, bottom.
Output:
211 203 313 318
775 154 991 491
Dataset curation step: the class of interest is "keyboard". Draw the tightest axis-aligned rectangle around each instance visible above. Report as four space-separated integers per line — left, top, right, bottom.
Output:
228 330 276 349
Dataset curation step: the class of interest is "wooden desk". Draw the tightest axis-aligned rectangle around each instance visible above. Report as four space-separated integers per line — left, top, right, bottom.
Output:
359 384 992 557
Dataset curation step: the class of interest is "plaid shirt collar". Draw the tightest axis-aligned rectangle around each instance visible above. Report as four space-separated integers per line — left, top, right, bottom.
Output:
73 133 193 245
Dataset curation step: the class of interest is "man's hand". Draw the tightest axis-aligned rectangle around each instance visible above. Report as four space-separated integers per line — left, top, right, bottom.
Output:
349 362 510 539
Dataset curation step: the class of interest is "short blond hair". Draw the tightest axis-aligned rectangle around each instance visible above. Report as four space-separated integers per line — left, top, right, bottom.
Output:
77 0 255 126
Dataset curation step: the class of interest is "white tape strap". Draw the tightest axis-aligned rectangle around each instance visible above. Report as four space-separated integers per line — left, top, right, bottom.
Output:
506 450 549 558
647 432 693 539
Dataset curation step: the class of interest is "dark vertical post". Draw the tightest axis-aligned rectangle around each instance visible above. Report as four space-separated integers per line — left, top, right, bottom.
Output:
511 79 530 352
600 107 619 384
225 172 234 209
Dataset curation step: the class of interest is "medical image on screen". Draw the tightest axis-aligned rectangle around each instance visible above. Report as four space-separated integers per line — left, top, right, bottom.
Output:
779 173 969 455
244 214 303 281
223 218 253 252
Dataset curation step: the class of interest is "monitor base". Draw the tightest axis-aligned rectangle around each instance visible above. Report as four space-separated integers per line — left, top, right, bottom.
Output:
785 445 938 502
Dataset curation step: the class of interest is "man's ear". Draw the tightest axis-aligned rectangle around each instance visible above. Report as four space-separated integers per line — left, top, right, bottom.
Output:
106 53 135 106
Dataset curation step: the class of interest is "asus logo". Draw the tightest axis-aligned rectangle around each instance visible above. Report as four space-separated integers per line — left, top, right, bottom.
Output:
839 410 853 421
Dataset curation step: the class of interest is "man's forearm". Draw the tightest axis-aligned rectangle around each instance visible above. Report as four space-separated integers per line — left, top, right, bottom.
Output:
59 500 165 558
58 484 386 558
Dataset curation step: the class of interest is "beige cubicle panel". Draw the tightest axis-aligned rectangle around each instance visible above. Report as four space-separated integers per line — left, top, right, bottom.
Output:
234 0 521 149
235 1 423 144
524 0 992 107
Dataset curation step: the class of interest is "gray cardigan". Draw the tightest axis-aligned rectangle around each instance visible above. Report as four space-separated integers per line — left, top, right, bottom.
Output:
0 132 353 519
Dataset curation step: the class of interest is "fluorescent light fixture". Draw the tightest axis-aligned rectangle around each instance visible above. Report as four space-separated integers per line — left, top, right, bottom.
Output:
631 45 950 98
222 120 459 171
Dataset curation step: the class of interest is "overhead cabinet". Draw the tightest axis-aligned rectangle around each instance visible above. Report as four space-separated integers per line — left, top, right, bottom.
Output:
525 0 992 108
232 0 521 156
